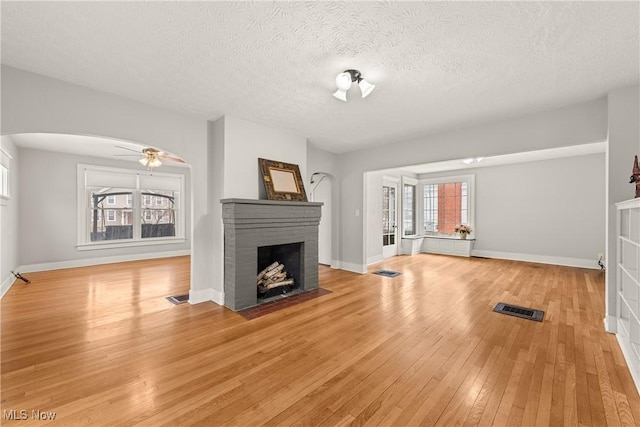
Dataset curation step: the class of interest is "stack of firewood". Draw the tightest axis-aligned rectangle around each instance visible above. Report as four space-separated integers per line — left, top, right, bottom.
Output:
257 261 294 290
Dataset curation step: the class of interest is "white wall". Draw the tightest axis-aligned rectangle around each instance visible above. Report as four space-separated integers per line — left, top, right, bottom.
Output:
203 115 309 303
414 153 605 267
1 136 19 296
222 116 307 199
317 184 332 265
307 144 340 266
606 85 640 330
1 66 211 295
17 148 190 268
205 117 225 304
365 171 383 265
365 154 606 270
340 99 609 271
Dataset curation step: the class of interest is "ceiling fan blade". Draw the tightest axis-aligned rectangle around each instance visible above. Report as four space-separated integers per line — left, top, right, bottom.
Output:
159 155 186 163
115 146 142 153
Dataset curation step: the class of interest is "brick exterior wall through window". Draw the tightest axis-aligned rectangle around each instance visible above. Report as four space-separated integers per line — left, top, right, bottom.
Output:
438 182 463 234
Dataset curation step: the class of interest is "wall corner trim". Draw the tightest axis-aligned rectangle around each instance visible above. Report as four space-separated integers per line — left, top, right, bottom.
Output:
1 274 16 299
367 255 384 266
337 261 367 274
188 287 222 305
604 315 617 334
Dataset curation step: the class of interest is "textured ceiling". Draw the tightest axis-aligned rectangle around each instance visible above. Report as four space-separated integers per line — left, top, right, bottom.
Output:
2 1 639 153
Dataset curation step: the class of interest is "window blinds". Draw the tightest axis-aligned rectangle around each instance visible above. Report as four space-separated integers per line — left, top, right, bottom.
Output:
83 166 181 191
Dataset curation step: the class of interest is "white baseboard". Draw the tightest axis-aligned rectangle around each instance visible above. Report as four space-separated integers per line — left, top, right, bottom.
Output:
615 333 640 395
188 288 224 306
336 261 367 274
17 250 191 274
211 289 224 306
367 255 384 266
470 249 599 270
604 315 617 333
1 274 16 298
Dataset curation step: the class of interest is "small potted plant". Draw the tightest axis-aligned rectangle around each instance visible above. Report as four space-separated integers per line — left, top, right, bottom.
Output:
454 224 473 239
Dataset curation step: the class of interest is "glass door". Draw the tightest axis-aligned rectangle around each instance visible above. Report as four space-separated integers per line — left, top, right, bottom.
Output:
382 182 398 258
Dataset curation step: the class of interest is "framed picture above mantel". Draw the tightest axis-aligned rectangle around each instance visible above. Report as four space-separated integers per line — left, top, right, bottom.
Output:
258 158 308 202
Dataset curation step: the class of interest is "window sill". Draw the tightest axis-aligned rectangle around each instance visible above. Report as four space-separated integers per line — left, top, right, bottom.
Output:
77 237 186 251
403 234 475 241
423 234 475 241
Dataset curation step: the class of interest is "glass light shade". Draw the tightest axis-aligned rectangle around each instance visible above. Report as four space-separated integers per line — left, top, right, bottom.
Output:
335 72 352 91
332 89 348 102
358 79 375 98
140 157 162 168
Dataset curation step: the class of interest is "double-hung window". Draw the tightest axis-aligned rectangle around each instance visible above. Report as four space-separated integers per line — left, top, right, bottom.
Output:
78 164 185 249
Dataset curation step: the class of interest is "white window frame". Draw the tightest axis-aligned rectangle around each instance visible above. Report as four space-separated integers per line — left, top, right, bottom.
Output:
107 210 116 221
418 174 475 237
401 176 418 237
0 148 12 199
106 195 116 205
77 164 185 250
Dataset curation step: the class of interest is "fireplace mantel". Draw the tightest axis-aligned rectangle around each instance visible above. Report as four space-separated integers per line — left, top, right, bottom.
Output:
221 198 322 206
221 198 322 311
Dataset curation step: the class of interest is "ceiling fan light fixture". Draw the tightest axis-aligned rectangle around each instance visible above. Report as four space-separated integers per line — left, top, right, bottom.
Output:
117 145 184 168
148 157 162 168
139 155 162 168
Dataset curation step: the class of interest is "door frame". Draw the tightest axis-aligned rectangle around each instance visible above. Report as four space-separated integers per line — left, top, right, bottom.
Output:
382 176 400 258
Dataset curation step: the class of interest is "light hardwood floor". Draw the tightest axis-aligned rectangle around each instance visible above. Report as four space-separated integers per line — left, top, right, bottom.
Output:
1 255 639 426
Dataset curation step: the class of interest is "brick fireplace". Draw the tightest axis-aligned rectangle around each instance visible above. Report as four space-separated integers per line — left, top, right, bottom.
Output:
221 199 322 311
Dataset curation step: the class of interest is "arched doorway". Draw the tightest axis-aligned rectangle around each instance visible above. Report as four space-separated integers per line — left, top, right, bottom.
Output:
1 132 193 294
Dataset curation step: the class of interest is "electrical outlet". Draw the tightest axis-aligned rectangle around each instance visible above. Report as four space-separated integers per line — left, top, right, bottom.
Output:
598 253 604 260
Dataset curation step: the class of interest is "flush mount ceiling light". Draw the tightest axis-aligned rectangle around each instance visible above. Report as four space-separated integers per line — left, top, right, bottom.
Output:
333 69 375 101
462 157 484 165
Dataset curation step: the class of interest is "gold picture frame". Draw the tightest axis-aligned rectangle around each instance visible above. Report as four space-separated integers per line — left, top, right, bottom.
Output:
259 158 307 202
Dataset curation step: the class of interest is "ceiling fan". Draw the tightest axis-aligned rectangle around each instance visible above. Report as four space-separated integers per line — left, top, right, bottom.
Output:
115 146 185 169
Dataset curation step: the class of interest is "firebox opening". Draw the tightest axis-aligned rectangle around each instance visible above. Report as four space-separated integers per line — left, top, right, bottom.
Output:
257 242 304 299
